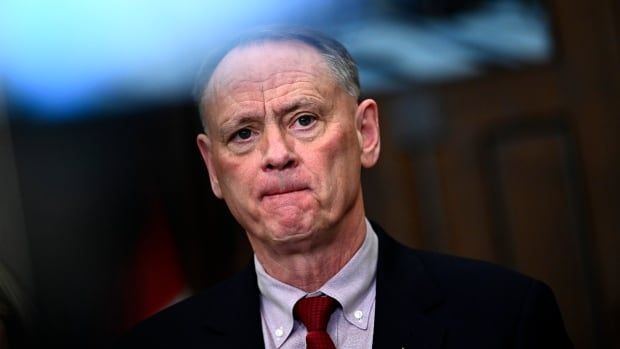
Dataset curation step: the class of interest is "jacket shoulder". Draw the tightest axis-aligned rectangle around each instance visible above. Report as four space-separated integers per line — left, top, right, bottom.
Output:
414 249 572 347
374 226 572 347
113 265 260 348
414 248 534 291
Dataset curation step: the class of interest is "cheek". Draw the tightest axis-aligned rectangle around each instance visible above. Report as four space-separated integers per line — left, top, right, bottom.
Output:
309 125 361 186
214 155 262 224
316 121 357 153
215 154 254 195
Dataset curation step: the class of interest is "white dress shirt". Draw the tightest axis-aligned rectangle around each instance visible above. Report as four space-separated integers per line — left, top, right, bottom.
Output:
255 219 378 349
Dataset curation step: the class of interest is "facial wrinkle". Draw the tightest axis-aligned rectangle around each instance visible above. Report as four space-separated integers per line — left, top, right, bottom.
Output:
259 80 266 122
276 172 286 192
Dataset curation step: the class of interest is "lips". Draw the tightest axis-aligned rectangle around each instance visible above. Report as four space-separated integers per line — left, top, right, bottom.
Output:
259 182 309 199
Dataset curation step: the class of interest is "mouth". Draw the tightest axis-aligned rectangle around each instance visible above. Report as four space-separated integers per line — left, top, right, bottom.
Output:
260 184 310 200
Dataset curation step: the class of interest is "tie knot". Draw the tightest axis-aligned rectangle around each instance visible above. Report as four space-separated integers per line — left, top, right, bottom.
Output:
293 296 337 331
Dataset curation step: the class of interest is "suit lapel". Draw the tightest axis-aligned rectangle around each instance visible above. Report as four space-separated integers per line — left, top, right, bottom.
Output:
195 225 446 348
373 225 446 349
199 262 265 348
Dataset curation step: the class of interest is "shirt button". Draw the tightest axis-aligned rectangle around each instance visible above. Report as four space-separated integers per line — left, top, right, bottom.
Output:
275 328 284 337
354 310 363 320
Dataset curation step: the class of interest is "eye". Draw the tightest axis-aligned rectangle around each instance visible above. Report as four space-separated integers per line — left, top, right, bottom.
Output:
294 114 316 128
236 128 252 140
229 127 255 143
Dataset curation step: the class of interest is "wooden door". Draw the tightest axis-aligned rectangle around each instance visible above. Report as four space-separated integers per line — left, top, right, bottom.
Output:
362 0 620 348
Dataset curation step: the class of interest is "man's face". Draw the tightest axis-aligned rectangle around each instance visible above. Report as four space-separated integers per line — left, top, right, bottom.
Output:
197 41 380 254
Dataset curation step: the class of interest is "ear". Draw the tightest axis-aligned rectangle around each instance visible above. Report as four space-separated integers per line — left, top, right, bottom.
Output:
355 99 381 168
196 133 223 198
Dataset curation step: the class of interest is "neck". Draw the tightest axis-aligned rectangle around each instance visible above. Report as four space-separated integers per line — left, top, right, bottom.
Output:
252 205 367 292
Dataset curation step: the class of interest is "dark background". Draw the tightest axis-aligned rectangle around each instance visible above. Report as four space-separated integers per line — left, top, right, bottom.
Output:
0 0 618 348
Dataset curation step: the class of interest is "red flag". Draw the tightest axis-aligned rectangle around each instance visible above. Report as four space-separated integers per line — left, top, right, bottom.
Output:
121 201 190 330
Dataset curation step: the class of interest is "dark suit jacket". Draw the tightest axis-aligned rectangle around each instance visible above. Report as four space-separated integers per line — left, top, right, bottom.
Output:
118 224 573 348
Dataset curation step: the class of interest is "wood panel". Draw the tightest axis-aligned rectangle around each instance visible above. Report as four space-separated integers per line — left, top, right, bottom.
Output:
479 119 600 349
363 1 620 344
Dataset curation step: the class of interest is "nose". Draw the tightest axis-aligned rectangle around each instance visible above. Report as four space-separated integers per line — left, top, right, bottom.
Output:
260 125 298 171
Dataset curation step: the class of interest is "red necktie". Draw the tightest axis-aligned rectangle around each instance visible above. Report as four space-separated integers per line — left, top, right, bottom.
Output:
294 296 338 349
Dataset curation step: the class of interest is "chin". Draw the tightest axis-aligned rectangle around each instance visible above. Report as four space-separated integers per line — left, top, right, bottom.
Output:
268 229 319 254
267 217 318 242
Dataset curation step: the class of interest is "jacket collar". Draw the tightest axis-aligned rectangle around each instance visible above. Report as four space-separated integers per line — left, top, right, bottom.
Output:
373 223 446 349
197 223 446 348
199 261 265 348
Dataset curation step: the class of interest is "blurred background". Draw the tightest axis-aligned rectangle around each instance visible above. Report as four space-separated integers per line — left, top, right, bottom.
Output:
0 0 618 348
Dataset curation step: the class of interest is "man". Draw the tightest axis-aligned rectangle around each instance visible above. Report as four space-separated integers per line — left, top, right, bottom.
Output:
119 28 572 348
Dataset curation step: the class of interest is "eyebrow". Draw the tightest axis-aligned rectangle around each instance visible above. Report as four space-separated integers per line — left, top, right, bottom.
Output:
217 114 263 139
214 97 325 140
273 97 322 116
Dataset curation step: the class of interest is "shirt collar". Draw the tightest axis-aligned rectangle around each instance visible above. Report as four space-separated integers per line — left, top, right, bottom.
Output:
320 219 377 330
255 219 378 347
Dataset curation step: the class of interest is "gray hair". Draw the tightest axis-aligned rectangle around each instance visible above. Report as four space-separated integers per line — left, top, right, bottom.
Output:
194 27 361 131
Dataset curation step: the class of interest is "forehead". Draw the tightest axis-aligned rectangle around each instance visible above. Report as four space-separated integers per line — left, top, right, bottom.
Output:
206 41 334 101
